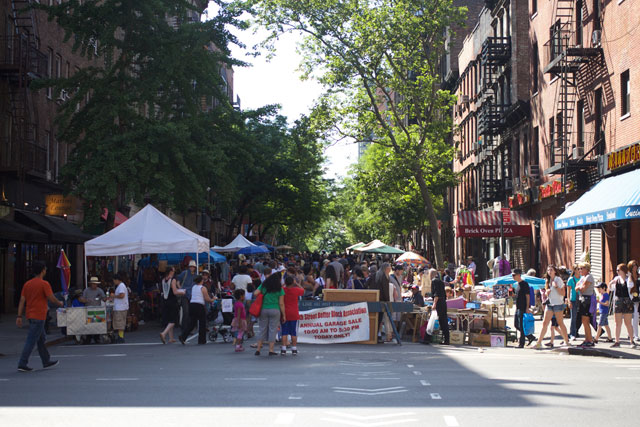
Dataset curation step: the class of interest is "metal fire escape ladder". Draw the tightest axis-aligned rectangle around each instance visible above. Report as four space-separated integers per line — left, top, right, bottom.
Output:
6 0 43 201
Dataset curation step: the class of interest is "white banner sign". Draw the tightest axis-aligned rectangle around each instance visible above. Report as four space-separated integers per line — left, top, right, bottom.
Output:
297 303 370 344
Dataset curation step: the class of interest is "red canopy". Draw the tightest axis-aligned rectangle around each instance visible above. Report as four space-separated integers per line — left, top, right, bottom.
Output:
456 210 531 238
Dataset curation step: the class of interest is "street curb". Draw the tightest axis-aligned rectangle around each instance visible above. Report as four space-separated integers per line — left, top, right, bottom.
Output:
553 346 640 359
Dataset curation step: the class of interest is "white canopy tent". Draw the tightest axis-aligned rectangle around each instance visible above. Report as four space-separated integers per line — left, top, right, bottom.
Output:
84 204 210 286
354 239 386 252
212 234 256 253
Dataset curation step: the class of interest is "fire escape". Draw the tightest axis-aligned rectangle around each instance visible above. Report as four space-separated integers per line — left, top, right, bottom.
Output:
477 35 511 205
542 0 601 183
0 0 47 203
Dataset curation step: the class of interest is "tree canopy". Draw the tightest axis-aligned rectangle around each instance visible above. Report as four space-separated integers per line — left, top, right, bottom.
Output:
243 0 467 267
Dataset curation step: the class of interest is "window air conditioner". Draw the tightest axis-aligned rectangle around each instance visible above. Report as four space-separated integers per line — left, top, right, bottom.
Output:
592 30 602 48
573 147 584 159
527 165 540 178
45 170 52 181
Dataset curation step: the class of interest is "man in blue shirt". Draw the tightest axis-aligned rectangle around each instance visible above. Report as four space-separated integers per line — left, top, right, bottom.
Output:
177 260 197 328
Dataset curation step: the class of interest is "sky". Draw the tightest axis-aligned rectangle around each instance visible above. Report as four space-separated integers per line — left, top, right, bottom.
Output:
205 4 357 181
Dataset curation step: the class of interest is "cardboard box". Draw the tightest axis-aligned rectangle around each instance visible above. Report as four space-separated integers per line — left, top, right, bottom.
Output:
450 331 465 345
471 333 491 347
491 317 507 329
490 333 506 347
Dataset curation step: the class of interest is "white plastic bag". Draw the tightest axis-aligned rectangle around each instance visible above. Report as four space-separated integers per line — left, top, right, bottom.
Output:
426 311 438 335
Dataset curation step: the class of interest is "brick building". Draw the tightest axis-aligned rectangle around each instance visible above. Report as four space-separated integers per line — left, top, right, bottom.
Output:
449 0 640 281
1 1 96 314
450 0 532 279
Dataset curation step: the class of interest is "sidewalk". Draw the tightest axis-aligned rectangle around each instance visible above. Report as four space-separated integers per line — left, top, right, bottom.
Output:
504 309 640 359
0 315 71 357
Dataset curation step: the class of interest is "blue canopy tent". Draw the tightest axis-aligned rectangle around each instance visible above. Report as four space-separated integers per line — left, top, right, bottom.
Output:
481 274 546 290
139 250 225 267
253 241 275 252
236 245 270 255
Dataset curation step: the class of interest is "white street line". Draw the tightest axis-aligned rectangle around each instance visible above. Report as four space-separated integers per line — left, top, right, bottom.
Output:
615 377 640 380
430 393 442 400
315 355 324 359
444 415 460 426
333 386 405 392
412 371 422 376
49 354 84 358
101 354 126 357
296 384 307 387
333 389 408 396
186 334 199 343
274 412 295 425
96 378 139 381
629 368 640 371
343 371 394 377
406 364 414 368
420 380 430 386
319 417 417 427
324 412 416 421
224 378 266 381
357 378 400 380
288 395 302 400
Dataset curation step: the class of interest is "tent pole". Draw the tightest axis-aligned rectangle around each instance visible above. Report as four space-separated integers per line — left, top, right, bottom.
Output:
84 254 88 289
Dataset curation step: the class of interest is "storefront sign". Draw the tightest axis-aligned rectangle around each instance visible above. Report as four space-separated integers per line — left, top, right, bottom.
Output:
45 194 79 216
509 192 531 208
457 225 532 238
297 303 370 344
538 179 574 201
606 142 640 174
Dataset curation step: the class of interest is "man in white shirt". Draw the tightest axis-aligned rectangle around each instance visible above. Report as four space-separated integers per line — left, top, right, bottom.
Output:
111 273 129 344
231 265 252 291
467 256 477 276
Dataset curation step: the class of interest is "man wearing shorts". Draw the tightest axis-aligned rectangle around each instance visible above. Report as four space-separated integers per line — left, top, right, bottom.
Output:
111 273 129 343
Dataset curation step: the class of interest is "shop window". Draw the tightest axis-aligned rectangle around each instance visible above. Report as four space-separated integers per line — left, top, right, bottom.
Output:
621 70 630 116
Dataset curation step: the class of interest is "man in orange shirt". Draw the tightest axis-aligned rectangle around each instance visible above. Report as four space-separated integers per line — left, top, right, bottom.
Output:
16 261 64 372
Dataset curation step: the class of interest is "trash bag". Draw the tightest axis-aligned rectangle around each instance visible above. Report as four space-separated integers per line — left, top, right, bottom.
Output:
426 311 438 335
523 313 535 336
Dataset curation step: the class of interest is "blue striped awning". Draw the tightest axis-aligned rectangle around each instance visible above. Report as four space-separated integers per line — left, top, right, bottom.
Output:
555 168 640 230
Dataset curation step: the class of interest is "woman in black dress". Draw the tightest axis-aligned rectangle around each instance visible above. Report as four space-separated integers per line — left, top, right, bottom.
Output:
159 267 185 343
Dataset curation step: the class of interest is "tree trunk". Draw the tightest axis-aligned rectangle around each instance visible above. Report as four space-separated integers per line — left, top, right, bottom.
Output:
415 169 444 270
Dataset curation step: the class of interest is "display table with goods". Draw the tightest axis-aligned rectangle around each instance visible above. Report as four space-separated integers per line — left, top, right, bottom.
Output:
57 302 115 343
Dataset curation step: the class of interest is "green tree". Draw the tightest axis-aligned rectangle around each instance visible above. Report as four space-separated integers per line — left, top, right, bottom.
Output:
244 0 466 268
37 0 245 228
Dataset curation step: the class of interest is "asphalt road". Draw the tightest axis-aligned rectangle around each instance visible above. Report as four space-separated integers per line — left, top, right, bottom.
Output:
1 335 639 427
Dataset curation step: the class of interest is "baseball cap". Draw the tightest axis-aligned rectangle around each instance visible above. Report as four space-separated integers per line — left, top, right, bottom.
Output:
410 284 419 290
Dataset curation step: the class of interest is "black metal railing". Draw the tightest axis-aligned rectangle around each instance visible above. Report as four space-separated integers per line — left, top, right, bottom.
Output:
481 37 511 66
0 35 48 78
477 102 509 135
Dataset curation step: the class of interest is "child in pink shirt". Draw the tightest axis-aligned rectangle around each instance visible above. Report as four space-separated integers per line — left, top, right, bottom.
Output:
232 289 247 352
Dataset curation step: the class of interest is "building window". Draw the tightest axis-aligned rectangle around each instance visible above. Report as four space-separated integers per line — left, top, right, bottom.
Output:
577 100 585 148
531 0 537 15
532 126 539 167
593 0 601 31
549 117 555 166
45 131 51 175
576 0 583 46
532 42 539 93
621 70 630 116
47 48 53 98
55 54 61 78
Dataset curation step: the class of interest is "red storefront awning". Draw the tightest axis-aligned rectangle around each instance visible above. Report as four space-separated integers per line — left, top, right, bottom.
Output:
456 210 531 238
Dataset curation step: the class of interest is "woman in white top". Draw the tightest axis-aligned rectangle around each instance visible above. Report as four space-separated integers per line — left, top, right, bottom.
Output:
535 265 570 349
179 275 216 345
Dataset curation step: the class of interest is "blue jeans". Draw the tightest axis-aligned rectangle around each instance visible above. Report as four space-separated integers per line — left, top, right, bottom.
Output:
569 301 581 337
19 319 51 368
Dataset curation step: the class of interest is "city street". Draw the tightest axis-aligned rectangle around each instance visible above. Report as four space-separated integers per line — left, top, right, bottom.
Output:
1 333 639 427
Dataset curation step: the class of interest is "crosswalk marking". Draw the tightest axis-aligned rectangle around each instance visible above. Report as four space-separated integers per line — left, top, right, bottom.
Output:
444 415 459 426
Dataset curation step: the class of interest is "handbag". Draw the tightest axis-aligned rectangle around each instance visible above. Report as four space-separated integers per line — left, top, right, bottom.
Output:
248 293 264 318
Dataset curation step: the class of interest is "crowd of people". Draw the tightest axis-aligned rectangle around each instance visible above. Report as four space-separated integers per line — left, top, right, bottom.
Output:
14 249 639 371
513 260 640 349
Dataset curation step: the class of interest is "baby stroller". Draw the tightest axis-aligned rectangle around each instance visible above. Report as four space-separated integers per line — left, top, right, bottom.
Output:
207 292 234 342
